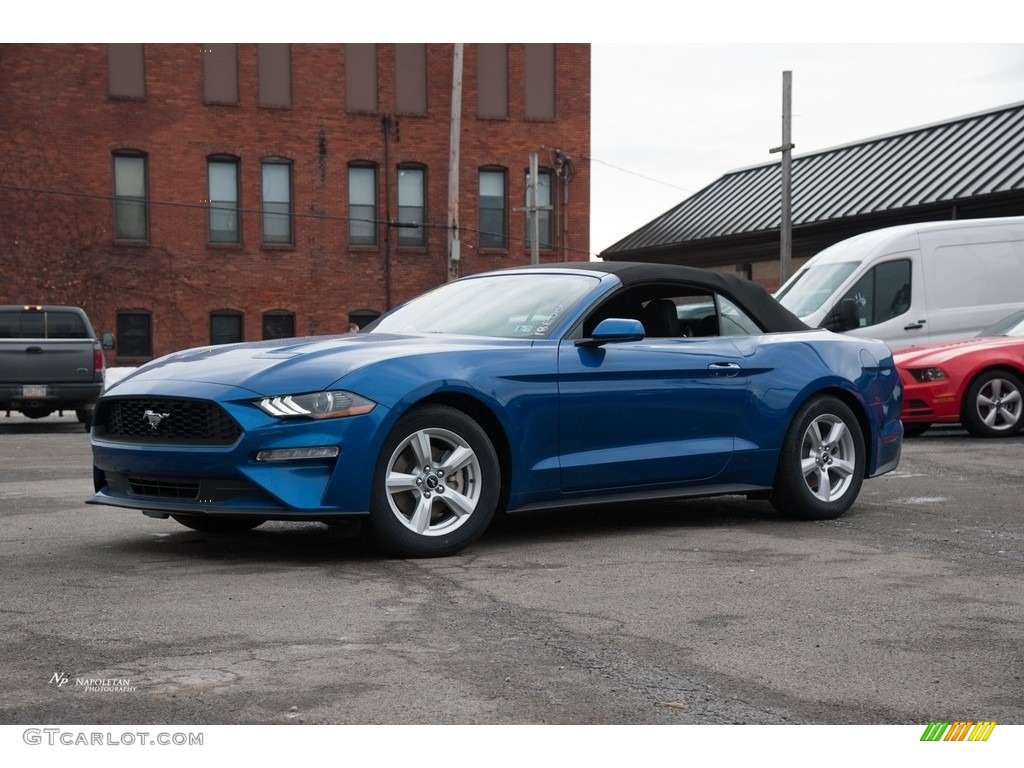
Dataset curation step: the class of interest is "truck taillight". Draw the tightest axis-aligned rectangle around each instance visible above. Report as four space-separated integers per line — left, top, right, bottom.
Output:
94 347 105 373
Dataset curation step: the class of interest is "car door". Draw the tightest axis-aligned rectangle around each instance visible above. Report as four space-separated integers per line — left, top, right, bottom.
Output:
556 333 749 493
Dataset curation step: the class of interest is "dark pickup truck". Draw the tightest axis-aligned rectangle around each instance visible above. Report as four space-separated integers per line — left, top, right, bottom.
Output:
0 305 112 430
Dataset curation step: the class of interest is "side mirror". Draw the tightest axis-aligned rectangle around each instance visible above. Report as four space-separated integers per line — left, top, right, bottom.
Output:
101 332 116 351
576 318 645 347
824 298 860 332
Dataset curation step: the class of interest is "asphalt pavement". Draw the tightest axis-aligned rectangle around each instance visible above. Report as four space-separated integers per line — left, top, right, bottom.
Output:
1 412 1021 726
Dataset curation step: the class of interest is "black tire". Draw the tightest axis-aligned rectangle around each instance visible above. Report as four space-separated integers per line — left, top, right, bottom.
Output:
22 409 53 420
770 396 865 520
170 514 266 533
76 408 93 431
368 405 500 558
901 421 930 438
77 408 93 432
960 369 1024 438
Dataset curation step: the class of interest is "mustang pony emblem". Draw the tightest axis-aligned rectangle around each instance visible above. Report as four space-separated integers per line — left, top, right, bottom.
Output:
143 410 170 430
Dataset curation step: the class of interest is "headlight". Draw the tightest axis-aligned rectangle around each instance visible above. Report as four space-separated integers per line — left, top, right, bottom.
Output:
909 367 947 382
255 390 376 419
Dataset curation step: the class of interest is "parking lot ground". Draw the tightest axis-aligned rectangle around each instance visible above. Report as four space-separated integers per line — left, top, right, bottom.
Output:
1 412 1022 727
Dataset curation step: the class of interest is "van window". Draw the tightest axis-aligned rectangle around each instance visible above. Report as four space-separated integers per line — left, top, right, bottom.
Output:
776 262 860 317
837 259 912 328
929 240 1024 309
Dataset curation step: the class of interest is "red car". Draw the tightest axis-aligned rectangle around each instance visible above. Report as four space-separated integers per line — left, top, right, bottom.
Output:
894 310 1024 438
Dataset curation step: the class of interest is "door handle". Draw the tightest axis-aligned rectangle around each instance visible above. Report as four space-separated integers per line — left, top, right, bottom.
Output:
903 321 926 330
708 362 741 377
25 346 44 354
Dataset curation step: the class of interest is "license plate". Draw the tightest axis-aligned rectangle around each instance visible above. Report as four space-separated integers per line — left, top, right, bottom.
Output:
22 385 48 398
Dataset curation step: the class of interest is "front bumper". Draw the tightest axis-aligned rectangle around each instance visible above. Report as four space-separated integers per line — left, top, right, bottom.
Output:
899 372 961 424
88 380 390 518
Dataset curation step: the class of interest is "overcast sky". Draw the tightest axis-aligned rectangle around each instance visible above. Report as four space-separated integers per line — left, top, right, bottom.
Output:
589 42 1024 255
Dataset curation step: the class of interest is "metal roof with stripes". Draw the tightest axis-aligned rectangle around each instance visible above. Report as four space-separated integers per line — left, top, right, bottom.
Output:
604 101 1024 255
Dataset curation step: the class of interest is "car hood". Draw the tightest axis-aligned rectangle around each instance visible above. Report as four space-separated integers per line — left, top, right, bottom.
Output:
107 333 528 396
893 336 1020 366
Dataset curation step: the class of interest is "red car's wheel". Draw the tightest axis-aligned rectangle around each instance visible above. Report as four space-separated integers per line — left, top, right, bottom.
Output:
961 369 1024 437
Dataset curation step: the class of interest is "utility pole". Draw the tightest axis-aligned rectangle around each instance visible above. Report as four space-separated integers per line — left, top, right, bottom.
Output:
527 152 540 265
447 44 463 282
770 70 794 284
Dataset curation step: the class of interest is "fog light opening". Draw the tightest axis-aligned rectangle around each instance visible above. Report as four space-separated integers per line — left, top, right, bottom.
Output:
256 447 340 463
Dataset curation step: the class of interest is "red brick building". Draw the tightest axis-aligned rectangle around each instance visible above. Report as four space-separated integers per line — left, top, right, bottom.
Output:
0 43 591 362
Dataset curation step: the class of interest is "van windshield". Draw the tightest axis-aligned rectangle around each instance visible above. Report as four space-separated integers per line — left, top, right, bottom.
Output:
776 262 860 318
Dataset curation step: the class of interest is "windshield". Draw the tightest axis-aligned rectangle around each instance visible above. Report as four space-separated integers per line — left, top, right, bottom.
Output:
369 272 598 339
776 262 860 318
979 310 1024 337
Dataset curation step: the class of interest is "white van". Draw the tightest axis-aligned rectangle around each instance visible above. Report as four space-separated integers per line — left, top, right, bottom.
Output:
775 216 1024 348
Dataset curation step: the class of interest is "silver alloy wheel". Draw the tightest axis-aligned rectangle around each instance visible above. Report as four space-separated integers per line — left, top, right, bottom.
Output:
973 376 1022 432
383 426 483 536
799 413 857 503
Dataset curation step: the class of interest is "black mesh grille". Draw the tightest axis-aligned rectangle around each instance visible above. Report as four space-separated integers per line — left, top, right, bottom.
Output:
128 477 200 499
95 397 241 445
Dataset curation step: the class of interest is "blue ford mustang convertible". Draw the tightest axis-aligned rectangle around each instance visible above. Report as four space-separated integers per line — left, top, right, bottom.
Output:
88 262 903 557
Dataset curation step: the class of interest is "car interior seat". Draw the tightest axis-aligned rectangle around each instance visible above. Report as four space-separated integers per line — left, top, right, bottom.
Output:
640 299 680 337
694 315 718 337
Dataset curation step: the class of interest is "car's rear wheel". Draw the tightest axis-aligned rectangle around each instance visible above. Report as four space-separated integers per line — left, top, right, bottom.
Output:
170 514 266 533
961 369 1023 437
368 405 500 558
771 396 865 520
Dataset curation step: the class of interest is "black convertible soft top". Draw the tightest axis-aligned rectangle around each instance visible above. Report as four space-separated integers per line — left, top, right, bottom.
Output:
511 261 811 334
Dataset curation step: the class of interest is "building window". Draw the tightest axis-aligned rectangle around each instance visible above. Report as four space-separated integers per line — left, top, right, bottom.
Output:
263 311 295 340
261 160 293 245
208 157 240 243
203 43 238 105
477 44 507 118
395 44 426 115
210 311 243 345
257 44 291 107
479 169 507 249
349 165 377 246
113 152 147 241
116 311 152 358
108 44 145 99
397 166 425 247
346 44 377 113
524 169 554 250
524 43 555 119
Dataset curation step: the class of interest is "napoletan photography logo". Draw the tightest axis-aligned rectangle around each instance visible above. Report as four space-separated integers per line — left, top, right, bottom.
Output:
49 672 138 693
920 720 997 742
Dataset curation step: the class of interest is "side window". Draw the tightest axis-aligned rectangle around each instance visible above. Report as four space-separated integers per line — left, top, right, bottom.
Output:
717 295 764 336
840 259 912 328
673 296 718 337
581 286 764 339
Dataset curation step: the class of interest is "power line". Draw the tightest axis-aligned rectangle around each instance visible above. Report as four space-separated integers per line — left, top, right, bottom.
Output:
582 155 696 194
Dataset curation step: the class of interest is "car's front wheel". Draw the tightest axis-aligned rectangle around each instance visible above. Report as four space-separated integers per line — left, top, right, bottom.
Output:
170 514 266 533
368 405 500 558
771 396 865 520
961 369 1023 437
